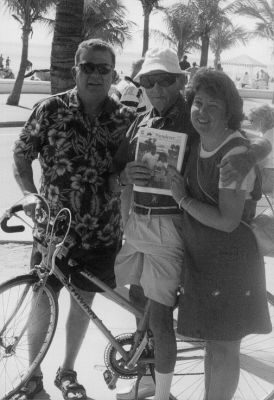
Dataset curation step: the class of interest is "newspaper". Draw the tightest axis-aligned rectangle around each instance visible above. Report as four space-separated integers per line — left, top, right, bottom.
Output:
134 127 188 195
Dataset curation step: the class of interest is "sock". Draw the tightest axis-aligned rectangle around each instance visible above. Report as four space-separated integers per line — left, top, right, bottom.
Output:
154 370 174 400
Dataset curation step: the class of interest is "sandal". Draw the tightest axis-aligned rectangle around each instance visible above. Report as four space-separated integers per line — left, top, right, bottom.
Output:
11 375 43 400
54 367 87 400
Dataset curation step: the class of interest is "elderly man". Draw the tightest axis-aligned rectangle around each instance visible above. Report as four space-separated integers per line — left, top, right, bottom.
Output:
113 47 271 400
12 38 134 400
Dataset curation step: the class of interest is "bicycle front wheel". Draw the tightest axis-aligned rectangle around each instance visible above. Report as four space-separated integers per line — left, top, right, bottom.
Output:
0 274 58 400
171 291 274 400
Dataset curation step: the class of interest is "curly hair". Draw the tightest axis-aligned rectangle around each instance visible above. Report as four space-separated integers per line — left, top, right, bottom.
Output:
249 104 274 133
186 67 244 130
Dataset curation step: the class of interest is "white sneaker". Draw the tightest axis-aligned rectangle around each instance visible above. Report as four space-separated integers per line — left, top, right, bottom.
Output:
116 375 155 400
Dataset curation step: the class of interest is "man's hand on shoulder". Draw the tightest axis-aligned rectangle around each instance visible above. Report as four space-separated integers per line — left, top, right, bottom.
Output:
219 150 255 191
219 133 272 191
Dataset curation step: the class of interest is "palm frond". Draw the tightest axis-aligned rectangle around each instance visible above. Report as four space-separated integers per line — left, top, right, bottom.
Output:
34 16 55 33
11 13 22 25
83 0 135 47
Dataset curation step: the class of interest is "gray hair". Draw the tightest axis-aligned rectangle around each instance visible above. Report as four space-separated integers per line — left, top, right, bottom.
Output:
249 104 274 133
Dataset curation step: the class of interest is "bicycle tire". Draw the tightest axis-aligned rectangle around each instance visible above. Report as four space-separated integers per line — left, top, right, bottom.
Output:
0 274 58 400
170 291 274 400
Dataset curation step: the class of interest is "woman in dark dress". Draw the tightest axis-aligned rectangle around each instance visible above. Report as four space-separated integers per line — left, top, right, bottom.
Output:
168 68 271 400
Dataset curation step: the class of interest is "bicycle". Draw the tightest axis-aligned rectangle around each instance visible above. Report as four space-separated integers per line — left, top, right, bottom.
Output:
0 194 274 400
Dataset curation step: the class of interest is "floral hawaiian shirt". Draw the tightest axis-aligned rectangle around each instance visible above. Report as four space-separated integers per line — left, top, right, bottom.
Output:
13 88 134 250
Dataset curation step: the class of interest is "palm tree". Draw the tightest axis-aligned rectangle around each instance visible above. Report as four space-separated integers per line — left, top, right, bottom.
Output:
210 22 248 68
159 3 201 60
83 0 134 48
3 0 56 105
228 0 274 101
138 0 162 56
229 0 274 45
188 0 232 67
51 0 134 94
50 0 84 94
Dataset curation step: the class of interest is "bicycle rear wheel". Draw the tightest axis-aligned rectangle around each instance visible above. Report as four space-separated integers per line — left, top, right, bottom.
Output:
171 291 274 400
0 274 58 400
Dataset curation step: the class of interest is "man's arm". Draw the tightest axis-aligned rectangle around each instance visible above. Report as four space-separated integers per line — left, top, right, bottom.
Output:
13 154 37 195
13 153 38 219
247 135 272 163
220 135 272 189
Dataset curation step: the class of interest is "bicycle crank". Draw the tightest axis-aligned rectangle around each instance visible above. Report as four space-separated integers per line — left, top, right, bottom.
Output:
104 333 139 380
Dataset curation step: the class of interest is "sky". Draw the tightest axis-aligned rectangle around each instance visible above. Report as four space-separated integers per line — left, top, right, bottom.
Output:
0 0 273 68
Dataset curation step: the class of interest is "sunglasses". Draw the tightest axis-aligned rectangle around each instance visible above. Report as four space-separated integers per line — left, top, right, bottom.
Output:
140 73 178 89
78 62 112 75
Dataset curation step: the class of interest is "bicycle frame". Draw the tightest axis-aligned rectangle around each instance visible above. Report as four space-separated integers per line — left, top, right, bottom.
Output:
49 246 149 364
1 195 153 377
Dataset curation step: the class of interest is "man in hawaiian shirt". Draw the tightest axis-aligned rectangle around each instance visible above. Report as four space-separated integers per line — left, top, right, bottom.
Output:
12 38 134 400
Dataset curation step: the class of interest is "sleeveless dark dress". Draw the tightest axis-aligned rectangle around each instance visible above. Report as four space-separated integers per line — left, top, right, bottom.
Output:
177 136 272 340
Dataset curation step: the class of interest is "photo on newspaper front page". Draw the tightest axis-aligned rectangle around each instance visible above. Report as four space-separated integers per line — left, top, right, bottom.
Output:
134 127 188 196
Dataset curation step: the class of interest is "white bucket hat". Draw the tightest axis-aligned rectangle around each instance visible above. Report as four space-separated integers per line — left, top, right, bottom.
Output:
134 47 186 82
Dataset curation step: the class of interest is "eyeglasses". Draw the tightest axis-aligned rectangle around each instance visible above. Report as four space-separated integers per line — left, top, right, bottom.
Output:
140 73 178 89
77 62 112 75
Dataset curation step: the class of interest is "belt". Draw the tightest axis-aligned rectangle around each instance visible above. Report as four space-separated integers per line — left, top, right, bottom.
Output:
133 204 180 216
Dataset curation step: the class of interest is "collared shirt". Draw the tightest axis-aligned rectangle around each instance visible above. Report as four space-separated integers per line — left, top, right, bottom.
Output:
114 94 198 208
13 87 134 249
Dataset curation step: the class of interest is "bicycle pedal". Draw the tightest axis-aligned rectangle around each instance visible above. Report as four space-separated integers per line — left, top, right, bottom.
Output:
103 369 118 390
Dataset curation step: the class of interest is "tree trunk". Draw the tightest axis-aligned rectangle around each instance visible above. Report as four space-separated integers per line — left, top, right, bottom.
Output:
6 27 30 105
214 49 221 69
177 43 184 61
50 0 84 94
199 34 210 67
142 12 150 57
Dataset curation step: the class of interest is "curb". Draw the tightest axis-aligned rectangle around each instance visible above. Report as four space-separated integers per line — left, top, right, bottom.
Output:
0 240 32 245
0 121 25 128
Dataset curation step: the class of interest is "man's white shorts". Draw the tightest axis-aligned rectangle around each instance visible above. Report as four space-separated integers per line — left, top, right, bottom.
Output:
115 212 184 307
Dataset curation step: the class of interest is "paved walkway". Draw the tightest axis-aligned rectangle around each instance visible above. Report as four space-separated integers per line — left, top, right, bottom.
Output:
0 92 273 128
0 93 48 127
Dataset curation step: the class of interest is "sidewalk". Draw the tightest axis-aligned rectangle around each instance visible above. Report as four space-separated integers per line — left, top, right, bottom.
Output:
0 92 272 128
0 93 48 127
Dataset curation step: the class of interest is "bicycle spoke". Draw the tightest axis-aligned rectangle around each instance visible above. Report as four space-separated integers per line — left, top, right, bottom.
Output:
170 293 274 400
0 275 58 399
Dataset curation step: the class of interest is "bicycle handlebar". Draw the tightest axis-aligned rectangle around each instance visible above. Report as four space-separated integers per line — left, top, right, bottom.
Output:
1 204 25 233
